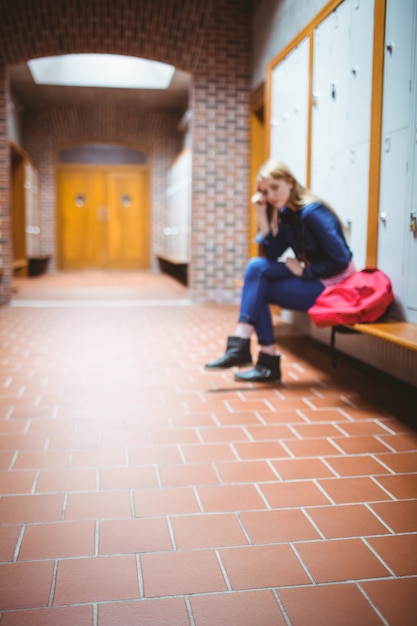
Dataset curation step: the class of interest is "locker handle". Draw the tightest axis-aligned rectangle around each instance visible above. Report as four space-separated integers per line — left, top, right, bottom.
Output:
410 213 417 235
386 41 395 55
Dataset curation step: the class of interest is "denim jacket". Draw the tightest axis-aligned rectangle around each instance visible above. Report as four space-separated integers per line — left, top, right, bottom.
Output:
256 202 352 280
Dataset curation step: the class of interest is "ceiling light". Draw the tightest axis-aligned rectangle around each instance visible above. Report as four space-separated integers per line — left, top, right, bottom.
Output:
27 54 175 89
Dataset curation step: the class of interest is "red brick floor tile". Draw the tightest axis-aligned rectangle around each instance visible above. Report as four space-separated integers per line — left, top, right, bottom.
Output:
47 431 99 448
158 463 219 487
36 468 97 492
233 441 289 460
0 494 64 523
324 454 391 477
219 544 311 589
290 422 343 438
213 410 264 426
150 428 199 445
18 520 96 560
0 606 93 626
27 418 77 433
64 491 131 520
374 473 417 499
366 534 417 575
141 550 227 597
271 457 335 480
245 424 294 439
306 503 390 538
197 484 267 512
100 429 150 447
332 435 393 455
279 583 383 626
99 517 172 554
260 480 332 508
0 524 22 561
295 538 390 582
215 460 278 483
282 438 341 457
337 421 392 436
13 450 70 470
0 419 28 434
370 500 417 532
240 509 320 544
257 409 308 424
190 590 287 626
133 486 200 516
376 450 417 473
318 476 393 504
53 555 139 605
198 425 249 442
296 408 351 422
71 448 127 468
127 445 183 465
171 513 248 549
181 443 237 462
99 466 158 490
98 598 189 626
0 433 48 450
0 561 54 610
378 431 417 451
0 470 37 494
361 577 417 626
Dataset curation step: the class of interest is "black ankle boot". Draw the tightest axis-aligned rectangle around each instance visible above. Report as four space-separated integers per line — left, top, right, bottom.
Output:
205 336 252 370
234 352 281 382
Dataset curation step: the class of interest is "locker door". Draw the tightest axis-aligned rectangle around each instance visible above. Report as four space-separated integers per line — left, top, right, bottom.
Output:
407 141 417 320
382 0 415 134
328 0 351 156
312 15 334 163
346 143 371 269
270 38 309 185
377 129 410 299
349 0 374 146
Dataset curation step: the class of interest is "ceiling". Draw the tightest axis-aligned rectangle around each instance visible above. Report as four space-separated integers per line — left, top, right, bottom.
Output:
9 61 192 113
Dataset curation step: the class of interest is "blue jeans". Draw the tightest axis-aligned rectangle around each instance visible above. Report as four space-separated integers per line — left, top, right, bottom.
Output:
238 257 325 345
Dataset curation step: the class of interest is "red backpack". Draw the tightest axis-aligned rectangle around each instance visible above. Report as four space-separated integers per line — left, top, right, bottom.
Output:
308 268 394 328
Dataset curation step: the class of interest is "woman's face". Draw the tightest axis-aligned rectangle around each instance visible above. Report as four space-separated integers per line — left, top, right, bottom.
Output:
258 176 293 210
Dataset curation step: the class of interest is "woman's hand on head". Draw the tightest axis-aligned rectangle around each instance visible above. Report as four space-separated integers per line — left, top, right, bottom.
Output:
251 191 269 219
285 257 305 277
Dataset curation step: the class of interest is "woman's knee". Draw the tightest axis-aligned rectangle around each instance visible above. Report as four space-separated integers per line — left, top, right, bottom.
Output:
243 256 270 280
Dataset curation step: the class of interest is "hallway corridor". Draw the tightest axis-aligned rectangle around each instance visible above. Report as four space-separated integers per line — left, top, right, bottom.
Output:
0 271 416 625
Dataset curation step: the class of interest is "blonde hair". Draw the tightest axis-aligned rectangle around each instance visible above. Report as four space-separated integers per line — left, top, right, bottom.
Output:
257 159 344 227
257 159 318 210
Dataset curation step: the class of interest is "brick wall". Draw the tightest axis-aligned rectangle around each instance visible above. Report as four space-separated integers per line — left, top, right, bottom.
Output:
0 0 252 303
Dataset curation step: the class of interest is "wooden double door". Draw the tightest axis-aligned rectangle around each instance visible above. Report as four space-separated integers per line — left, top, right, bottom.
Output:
58 165 150 270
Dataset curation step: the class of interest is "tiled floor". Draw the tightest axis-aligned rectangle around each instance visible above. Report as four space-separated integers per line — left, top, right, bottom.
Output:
1 270 417 625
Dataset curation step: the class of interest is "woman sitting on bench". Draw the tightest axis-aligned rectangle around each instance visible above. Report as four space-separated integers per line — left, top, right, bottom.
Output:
205 159 356 383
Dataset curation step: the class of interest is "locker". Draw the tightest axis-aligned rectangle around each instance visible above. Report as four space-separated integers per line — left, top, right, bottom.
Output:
345 142 370 269
270 38 309 185
377 128 410 299
349 0 374 146
378 0 417 322
381 0 415 134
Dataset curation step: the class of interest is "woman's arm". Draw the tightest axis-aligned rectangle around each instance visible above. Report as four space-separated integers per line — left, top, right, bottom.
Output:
301 205 352 279
252 192 290 259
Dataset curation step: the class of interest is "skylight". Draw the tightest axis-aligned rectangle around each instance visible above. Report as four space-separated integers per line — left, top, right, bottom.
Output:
28 54 175 90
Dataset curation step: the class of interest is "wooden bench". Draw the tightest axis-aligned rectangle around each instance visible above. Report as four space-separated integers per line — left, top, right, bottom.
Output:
330 319 417 368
